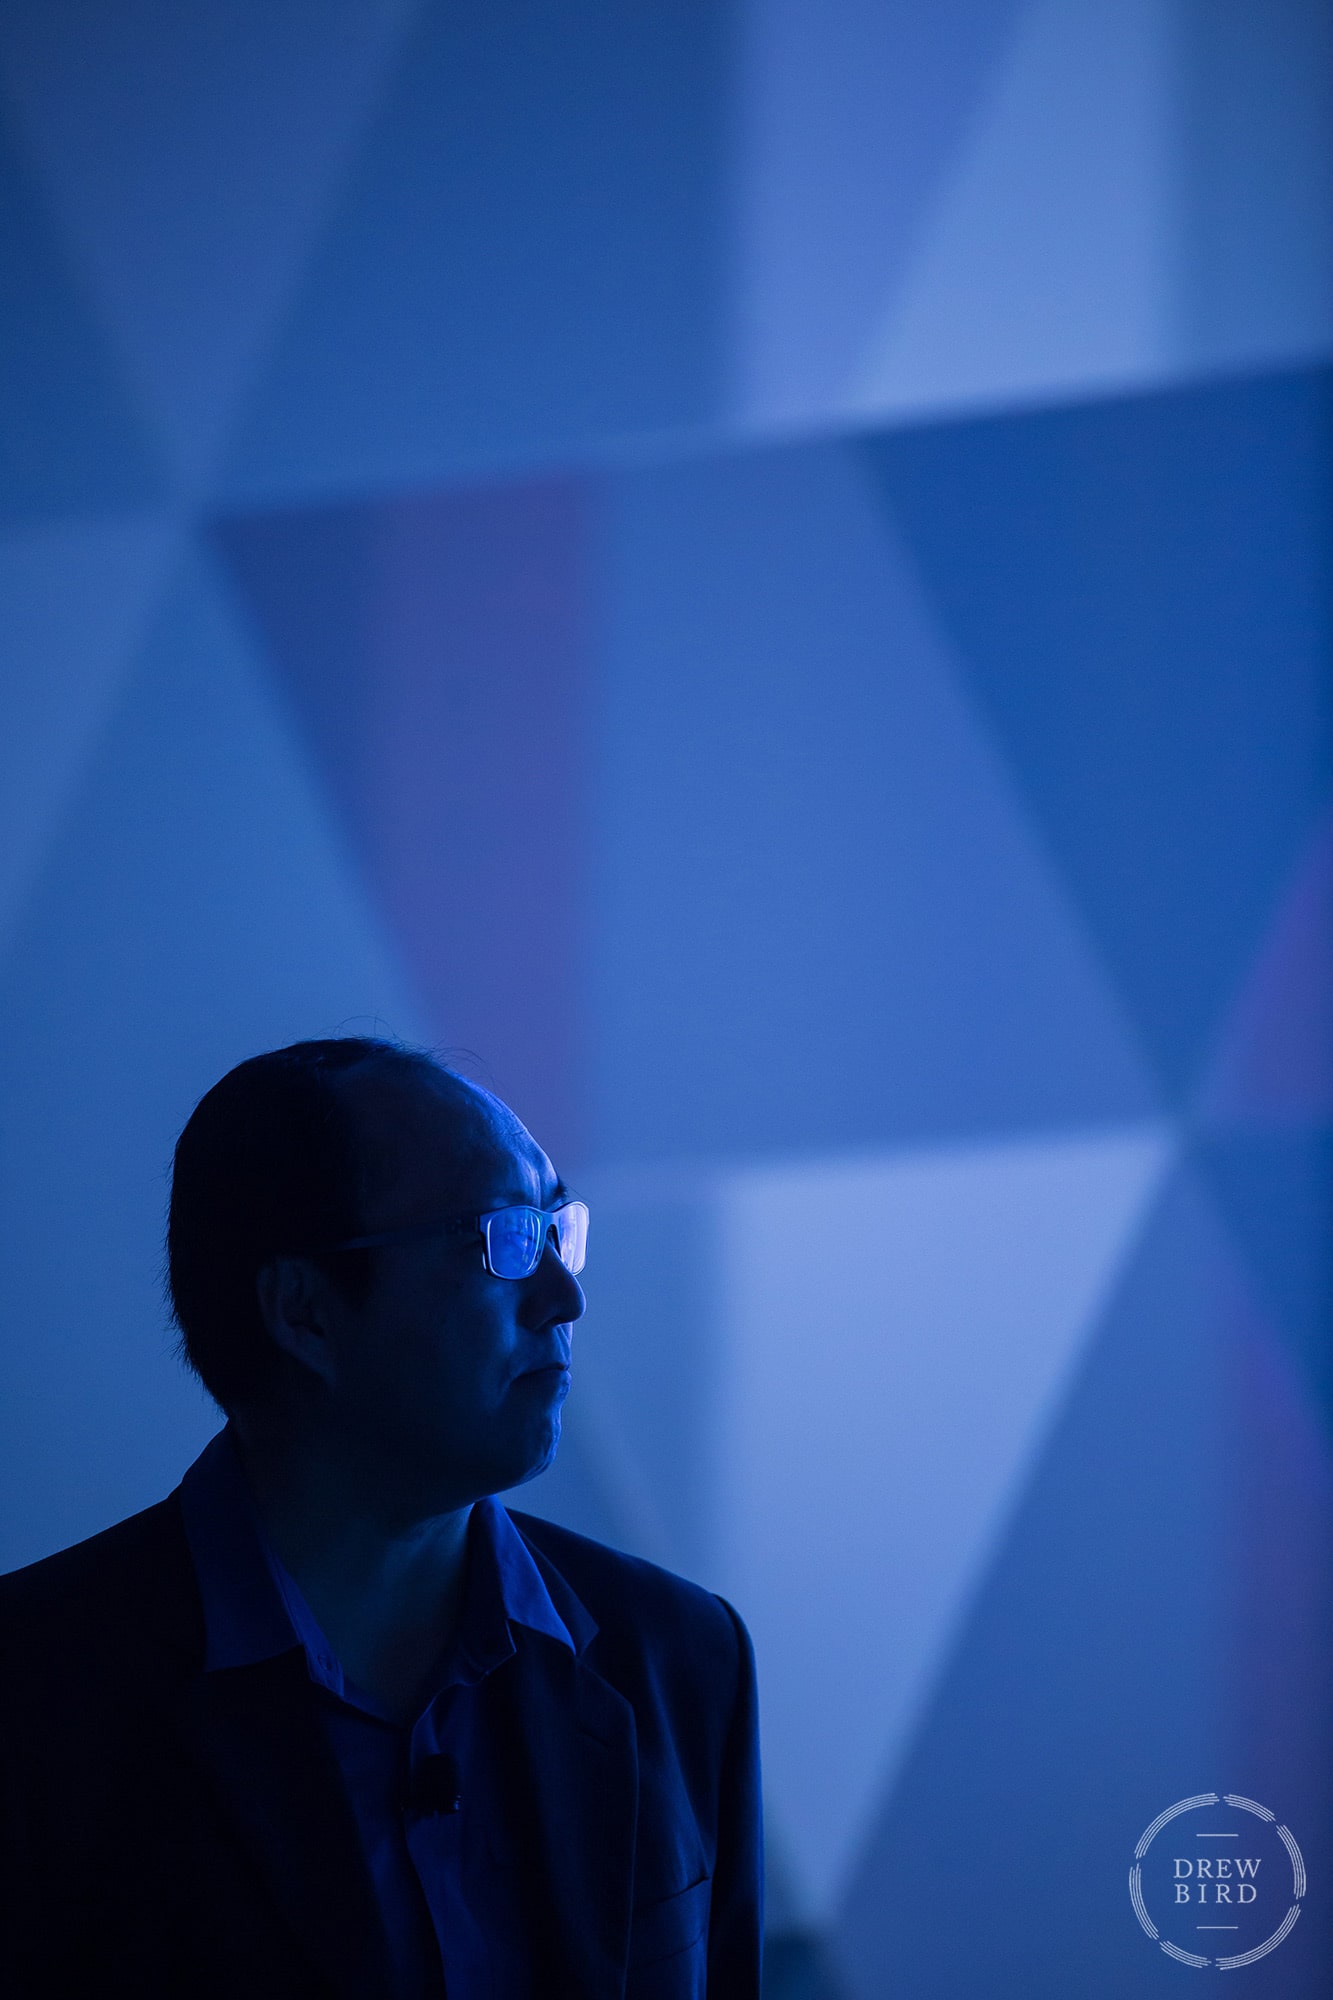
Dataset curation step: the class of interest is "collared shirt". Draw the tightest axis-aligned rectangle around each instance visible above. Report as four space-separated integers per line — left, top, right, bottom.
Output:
178 1428 574 1999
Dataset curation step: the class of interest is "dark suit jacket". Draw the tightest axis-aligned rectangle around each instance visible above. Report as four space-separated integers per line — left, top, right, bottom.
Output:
0 1494 762 1998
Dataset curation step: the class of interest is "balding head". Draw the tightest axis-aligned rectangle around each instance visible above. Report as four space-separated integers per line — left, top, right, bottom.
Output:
168 1038 516 1411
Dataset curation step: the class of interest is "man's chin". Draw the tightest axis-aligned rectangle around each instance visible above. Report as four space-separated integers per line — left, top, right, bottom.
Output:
505 1415 562 1491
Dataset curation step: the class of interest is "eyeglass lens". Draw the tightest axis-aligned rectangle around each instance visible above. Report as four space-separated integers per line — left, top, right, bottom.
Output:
484 1202 588 1279
554 1201 588 1275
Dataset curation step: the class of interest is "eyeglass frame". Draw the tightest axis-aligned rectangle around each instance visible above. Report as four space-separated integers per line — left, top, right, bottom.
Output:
310 1198 588 1282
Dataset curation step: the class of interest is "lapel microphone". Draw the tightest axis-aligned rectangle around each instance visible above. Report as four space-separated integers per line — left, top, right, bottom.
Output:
404 1752 463 1816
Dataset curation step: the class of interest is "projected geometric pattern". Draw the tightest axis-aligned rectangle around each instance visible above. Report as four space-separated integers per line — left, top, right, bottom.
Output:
1 6 1330 1995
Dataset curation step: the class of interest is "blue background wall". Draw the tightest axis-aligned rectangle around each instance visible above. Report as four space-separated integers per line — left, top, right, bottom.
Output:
1 4 1330 1991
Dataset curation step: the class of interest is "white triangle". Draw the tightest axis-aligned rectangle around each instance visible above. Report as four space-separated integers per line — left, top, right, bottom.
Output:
0 513 180 949
713 1123 1174 1921
849 0 1175 419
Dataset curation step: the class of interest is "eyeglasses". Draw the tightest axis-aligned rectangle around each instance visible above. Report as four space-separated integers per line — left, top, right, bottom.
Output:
321 1199 588 1282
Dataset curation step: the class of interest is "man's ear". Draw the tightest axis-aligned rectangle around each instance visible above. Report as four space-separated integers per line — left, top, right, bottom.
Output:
255 1256 339 1388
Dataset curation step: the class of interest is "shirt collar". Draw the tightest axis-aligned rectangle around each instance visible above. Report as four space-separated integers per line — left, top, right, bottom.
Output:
178 1427 573 1705
467 1493 574 1662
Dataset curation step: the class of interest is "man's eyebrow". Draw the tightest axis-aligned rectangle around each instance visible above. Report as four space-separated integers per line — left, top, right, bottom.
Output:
487 1178 574 1210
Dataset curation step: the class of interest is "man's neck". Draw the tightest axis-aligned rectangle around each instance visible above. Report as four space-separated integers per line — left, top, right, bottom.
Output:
230 1420 472 1725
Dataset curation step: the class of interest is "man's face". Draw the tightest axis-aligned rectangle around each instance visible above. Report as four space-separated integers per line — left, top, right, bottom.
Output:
313 1068 586 1518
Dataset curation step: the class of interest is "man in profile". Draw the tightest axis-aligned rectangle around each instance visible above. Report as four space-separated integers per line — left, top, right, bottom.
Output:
0 1038 761 1997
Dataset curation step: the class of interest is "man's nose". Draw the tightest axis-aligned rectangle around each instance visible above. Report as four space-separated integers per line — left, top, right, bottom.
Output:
531 1237 586 1324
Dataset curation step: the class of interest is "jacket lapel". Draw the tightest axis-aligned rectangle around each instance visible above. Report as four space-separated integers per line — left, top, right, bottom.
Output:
174 1649 396 2000
502 1631 639 1998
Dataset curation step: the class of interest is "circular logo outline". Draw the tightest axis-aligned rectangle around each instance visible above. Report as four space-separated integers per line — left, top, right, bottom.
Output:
1129 1792 1307 1969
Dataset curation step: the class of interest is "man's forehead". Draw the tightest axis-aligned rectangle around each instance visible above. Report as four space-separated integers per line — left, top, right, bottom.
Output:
341 1063 549 1200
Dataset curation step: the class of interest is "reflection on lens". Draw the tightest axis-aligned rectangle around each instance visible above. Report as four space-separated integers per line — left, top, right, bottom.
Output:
555 1201 588 1275
488 1207 542 1277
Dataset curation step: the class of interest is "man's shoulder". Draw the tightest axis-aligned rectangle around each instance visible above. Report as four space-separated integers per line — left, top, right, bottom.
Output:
0 1494 182 1604
506 1508 748 1662
0 1495 199 1682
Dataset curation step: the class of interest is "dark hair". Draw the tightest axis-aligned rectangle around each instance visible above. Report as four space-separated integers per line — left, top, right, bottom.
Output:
167 1037 449 1411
